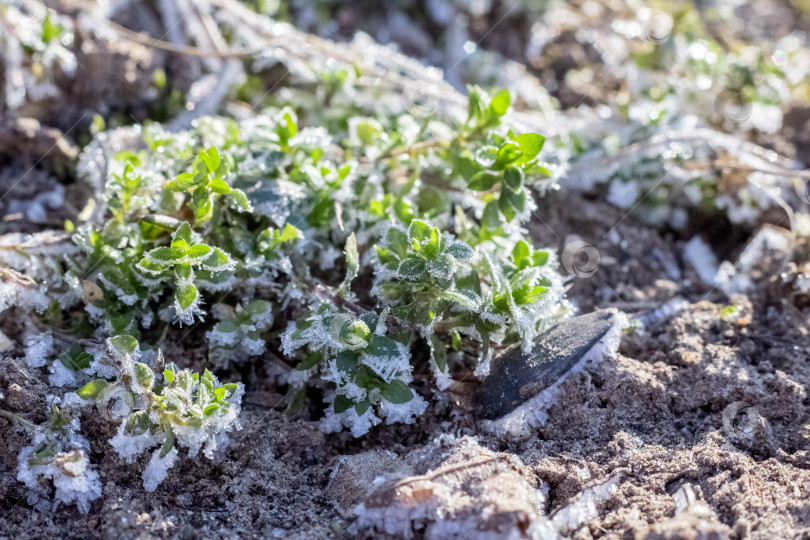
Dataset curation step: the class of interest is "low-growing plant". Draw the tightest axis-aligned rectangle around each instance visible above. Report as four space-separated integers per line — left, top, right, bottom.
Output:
7 81 569 511
69 85 568 436
76 335 244 491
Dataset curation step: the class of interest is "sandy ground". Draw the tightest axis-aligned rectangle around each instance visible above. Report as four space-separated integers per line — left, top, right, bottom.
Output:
1 188 809 539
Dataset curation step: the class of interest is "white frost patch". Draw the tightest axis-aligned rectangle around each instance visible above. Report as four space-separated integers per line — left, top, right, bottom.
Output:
684 236 721 287
359 340 412 383
142 446 179 492
321 399 382 437
110 423 162 463
377 393 428 425
17 435 102 514
48 359 77 387
24 331 53 368
481 310 629 439
534 474 624 536
606 179 639 209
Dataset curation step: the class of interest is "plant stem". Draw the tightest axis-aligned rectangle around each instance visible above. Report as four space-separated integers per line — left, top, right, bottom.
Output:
0 409 36 429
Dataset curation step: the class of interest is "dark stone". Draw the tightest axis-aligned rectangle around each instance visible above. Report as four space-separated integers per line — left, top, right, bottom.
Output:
476 310 618 419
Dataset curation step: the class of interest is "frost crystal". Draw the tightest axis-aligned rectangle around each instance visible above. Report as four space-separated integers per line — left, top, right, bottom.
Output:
142 446 179 492
24 331 53 368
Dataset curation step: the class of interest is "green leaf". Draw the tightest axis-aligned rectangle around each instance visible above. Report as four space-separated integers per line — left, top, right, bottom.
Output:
228 189 251 211
398 257 426 279
482 200 502 229
533 251 549 266
444 241 474 261
215 319 239 334
58 346 91 371
201 146 220 173
499 191 517 222
502 187 526 214
210 177 232 194
278 223 303 243
125 411 151 434
466 85 488 123
386 227 410 259
451 330 462 351
77 380 108 400
468 171 500 191
512 240 530 265
160 429 175 458
176 283 198 310
188 244 212 260
169 172 198 191
490 89 511 117
430 335 447 373
354 399 371 416
247 300 270 316
408 220 432 244
503 165 524 190
336 350 359 373
174 222 193 244
170 239 189 258
441 288 482 311
496 143 522 167
334 395 353 414
330 315 370 350
366 335 400 359
427 254 454 282
456 156 479 182
513 133 545 164
203 403 220 416
353 118 382 146
201 248 233 272
193 190 213 222
282 111 298 141
381 379 414 404
175 262 193 281
221 383 238 399
201 368 215 389
110 335 139 357
134 363 155 390
145 247 175 264
298 351 323 370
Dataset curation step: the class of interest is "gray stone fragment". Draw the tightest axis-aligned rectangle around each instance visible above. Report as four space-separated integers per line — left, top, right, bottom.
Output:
477 310 619 420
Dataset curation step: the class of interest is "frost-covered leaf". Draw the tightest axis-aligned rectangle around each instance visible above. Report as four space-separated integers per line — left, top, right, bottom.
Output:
445 241 474 261
176 284 198 310
110 335 138 357
380 379 413 404
398 257 426 280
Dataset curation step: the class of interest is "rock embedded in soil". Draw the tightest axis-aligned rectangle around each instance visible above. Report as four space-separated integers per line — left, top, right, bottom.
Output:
352 435 548 539
477 310 622 420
